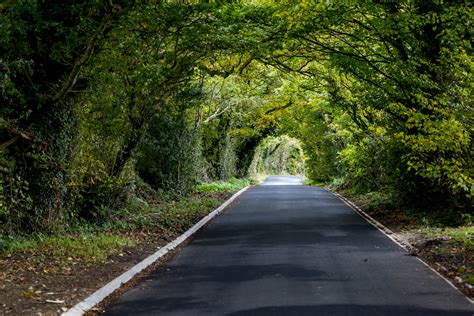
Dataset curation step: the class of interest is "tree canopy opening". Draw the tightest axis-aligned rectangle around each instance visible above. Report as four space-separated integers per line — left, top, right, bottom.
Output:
248 135 305 177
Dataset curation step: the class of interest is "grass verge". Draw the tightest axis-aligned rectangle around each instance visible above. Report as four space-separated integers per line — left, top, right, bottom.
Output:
0 178 249 315
195 177 253 193
0 234 133 263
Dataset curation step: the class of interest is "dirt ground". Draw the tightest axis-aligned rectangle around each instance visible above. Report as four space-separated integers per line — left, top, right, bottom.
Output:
0 192 231 315
1 237 168 315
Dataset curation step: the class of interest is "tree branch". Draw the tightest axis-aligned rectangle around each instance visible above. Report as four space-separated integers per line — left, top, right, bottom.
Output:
264 100 293 115
50 9 120 103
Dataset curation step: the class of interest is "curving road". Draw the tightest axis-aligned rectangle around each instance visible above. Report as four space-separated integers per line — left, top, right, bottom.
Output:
103 176 473 315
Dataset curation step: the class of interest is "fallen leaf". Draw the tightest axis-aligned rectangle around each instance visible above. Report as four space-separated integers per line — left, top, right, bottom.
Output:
46 299 65 304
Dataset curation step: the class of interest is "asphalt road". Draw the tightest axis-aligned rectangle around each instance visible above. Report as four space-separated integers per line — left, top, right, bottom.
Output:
103 176 473 315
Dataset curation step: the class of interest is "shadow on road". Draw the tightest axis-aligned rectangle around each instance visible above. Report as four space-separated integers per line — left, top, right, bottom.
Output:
225 305 472 316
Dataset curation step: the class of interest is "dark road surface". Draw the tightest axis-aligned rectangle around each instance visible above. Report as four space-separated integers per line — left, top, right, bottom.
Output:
104 176 473 315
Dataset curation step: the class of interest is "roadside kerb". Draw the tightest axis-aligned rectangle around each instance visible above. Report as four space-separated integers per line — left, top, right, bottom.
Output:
62 186 249 316
325 187 473 305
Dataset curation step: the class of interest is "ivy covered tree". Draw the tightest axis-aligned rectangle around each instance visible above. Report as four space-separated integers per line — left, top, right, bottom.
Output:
0 1 135 230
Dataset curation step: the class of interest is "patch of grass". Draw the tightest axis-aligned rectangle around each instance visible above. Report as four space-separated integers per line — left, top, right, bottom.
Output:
443 226 474 250
195 178 251 193
410 209 473 228
422 226 474 250
0 235 37 254
157 197 221 228
249 174 267 185
467 274 474 285
328 177 346 189
51 234 133 262
303 178 329 187
0 233 133 262
1 179 245 261
90 195 225 232
362 191 397 211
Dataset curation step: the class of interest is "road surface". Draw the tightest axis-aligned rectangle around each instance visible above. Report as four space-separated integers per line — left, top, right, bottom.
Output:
104 176 473 315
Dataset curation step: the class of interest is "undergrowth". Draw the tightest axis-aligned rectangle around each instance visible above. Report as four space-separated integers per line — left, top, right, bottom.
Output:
0 178 249 261
0 234 132 262
195 178 252 193
330 178 472 228
422 226 474 251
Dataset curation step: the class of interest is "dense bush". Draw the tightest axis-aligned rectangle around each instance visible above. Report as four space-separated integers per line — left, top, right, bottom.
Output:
137 113 200 195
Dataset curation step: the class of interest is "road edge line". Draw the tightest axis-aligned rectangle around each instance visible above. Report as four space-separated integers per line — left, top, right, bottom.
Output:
62 186 249 316
325 187 474 305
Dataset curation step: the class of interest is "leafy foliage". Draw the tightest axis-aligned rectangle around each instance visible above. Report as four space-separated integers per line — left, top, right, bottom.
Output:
136 110 200 195
0 0 471 234
195 178 252 193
